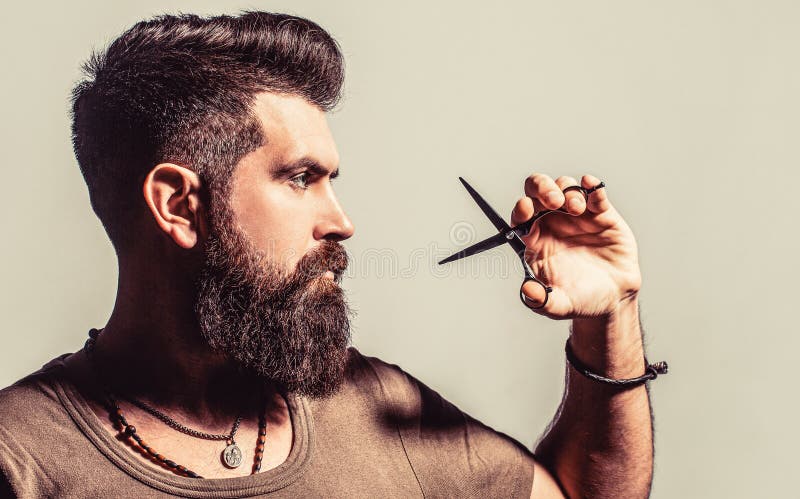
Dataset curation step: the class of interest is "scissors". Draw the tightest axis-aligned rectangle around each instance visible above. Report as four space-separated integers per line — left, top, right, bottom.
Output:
438 177 605 309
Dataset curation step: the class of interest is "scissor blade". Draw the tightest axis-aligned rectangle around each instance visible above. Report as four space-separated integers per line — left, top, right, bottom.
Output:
459 177 510 233
506 231 528 259
438 231 508 265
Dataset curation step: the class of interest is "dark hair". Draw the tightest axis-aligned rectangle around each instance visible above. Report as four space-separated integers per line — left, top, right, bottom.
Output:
71 12 344 252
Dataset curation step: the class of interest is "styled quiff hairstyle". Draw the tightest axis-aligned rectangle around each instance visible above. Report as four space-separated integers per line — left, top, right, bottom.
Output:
71 12 344 252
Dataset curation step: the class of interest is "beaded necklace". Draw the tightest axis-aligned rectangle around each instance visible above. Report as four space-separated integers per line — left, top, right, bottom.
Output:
84 328 267 478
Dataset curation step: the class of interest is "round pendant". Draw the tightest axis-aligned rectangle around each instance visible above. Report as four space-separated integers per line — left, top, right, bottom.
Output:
222 443 243 469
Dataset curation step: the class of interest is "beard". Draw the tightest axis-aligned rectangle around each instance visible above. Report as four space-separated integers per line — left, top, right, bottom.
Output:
194 204 352 399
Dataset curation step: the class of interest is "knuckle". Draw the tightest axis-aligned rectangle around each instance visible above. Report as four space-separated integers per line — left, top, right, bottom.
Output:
555 175 578 187
567 195 586 211
532 173 550 187
524 175 535 188
525 174 549 195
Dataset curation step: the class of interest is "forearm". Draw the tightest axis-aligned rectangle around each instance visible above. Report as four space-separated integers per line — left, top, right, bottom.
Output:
534 296 653 498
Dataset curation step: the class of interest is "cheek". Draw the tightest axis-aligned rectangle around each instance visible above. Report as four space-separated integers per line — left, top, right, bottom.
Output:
233 189 316 269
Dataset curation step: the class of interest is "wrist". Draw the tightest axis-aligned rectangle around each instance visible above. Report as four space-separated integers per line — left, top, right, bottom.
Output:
569 294 646 378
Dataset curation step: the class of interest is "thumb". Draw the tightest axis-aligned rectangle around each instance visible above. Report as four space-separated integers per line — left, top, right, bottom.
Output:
521 281 571 318
520 280 548 309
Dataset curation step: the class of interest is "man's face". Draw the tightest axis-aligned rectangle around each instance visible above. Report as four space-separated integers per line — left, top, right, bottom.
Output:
228 92 354 271
194 92 355 398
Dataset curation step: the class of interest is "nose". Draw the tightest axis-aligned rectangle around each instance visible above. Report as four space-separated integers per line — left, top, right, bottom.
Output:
314 186 355 242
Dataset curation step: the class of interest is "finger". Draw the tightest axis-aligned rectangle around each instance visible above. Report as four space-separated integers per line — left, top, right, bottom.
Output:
555 176 586 216
520 280 548 309
581 174 612 214
521 283 573 318
524 173 563 210
510 196 534 226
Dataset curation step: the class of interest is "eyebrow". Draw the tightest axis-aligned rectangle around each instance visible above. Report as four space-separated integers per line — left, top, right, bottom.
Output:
270 157 339 180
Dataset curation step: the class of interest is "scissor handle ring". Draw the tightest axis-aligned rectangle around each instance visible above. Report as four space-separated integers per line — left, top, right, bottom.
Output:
562 182 605 199
520 278 552 310
561 185 588 199
561 182 606 200
554 183 606 214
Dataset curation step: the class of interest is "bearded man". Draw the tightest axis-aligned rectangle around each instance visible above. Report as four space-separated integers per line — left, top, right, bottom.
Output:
0 11 661 498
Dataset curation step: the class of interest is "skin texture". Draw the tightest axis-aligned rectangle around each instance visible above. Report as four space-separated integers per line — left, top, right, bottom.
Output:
515 174 653 498
65 92 653 492
228 93 353 268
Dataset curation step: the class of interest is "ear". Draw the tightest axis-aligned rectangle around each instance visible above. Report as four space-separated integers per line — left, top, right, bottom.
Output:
142 163 208 249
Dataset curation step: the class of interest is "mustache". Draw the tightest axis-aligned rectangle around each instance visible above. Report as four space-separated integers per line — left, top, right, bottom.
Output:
293 241 349 281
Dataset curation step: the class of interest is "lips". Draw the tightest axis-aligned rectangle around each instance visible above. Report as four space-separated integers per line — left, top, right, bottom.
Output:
294 241 349 281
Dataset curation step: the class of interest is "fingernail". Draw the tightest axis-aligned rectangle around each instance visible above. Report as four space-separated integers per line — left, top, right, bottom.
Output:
546 191 561 205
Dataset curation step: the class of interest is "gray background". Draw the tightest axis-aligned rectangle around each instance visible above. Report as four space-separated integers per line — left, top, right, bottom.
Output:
1 1 798 497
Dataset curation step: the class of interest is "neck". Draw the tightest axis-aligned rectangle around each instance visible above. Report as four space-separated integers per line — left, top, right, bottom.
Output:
87 253 273 426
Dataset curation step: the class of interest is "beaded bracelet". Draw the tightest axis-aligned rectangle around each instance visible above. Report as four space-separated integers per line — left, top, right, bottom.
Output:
565 340 668 388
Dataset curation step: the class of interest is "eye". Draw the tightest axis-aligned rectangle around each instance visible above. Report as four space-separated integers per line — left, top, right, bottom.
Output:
289 172 310 190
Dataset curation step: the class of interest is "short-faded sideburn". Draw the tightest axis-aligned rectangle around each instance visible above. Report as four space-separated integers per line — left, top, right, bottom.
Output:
70 12 345 252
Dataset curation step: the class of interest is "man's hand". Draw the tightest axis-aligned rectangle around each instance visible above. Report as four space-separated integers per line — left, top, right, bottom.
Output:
515 174 655 499
511 173 641 320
